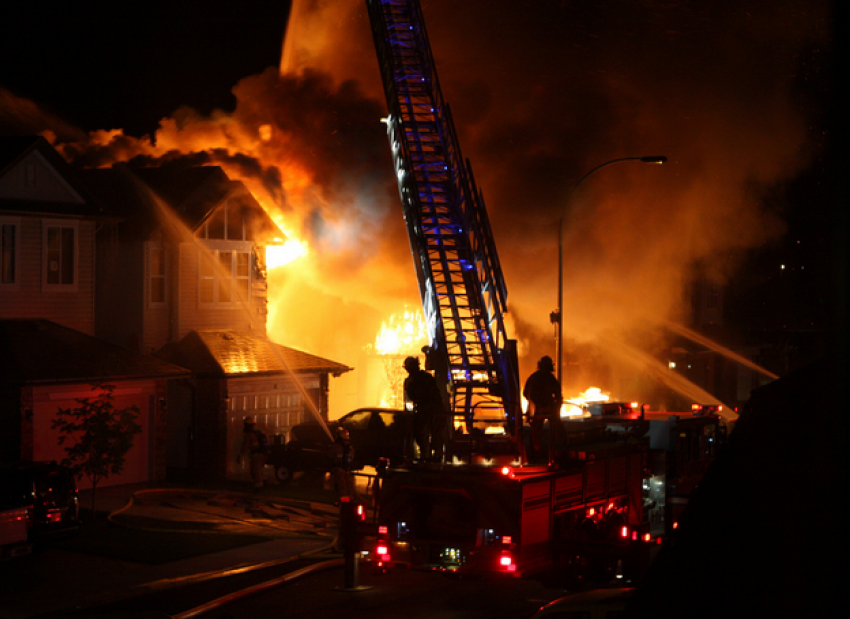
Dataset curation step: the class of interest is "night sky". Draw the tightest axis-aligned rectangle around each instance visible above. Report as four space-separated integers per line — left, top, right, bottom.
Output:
1 0 842 407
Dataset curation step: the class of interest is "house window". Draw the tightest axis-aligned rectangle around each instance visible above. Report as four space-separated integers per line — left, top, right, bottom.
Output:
1 221 17 285
43 221 77 288
148 245 166 304
199 246 252 305
197 201 246 241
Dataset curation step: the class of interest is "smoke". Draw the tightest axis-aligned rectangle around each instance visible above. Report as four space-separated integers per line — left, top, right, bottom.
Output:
273 0 828 395
3 0 829 409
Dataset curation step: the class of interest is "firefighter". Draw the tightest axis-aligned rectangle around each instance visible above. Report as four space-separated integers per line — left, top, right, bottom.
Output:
238 416 268 493
330 426 357 502
403 356 448 463
523 355 563 462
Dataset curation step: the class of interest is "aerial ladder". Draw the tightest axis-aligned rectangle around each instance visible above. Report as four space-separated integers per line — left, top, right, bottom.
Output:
366 0 522 459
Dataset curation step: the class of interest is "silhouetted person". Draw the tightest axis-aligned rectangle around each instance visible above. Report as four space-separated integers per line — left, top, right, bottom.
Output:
329 426 356 502
403 356 449 463
523 355 563 462
238 416 268 492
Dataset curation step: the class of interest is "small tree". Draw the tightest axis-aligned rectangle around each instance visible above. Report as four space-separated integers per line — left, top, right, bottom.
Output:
51 383 142 519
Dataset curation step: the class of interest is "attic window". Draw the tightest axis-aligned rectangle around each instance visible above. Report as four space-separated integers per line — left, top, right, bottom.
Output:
199 200 246 241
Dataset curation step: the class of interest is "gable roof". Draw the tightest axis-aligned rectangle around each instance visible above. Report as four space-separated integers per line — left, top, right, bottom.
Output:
78 164 282 242
0 319 191 385
155 330 353 378
0 135 104 218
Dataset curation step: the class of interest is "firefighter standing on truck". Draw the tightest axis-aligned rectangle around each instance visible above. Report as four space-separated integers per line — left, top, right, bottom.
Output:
523 355 563 462
403 356 448 463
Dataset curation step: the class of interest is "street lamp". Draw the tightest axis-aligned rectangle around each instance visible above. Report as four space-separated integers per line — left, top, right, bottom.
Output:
555 156 667 385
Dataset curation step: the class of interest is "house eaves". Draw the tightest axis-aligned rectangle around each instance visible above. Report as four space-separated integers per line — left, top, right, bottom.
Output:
155 330 353 379
0 319 192 386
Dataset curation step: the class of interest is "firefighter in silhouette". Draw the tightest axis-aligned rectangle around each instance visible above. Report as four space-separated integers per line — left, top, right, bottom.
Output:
523 355 563 462
403 356 448 463
239 416 269 493
330 426 357 502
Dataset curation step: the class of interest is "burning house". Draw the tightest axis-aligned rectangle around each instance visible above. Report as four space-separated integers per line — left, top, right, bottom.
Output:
77 161 353 482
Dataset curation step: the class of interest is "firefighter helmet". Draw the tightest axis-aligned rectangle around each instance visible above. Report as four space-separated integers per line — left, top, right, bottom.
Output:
403 356 420 372
243 416 256 425
538 356 554 372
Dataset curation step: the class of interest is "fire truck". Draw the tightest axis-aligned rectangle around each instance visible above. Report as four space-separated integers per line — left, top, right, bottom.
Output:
364 0 726 584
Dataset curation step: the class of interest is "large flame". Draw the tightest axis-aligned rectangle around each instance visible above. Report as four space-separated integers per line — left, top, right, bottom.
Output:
372 308 427 356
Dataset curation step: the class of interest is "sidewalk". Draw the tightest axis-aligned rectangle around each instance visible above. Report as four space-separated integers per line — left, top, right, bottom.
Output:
0 474 365 619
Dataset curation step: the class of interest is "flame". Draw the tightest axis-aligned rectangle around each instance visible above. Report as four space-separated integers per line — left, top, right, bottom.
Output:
562 386 611 418
373 309 427 356
267 238 308 269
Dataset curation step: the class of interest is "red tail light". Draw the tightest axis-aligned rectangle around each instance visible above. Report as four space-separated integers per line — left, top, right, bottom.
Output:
621 526 629 538
499 553 516 572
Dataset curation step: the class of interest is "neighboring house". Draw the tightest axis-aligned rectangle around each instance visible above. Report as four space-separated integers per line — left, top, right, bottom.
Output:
0 136 190 488
0 136 107 334
0 319 190 489
156 330 352 481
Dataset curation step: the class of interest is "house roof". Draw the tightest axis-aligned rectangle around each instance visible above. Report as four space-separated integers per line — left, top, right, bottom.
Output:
0 319 191 385
78 164 282 242
0 135 104 218
155 330 353 378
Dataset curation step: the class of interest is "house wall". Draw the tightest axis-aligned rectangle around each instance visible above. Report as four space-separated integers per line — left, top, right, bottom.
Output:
29 379 162 489
96 232 145 350
0 216 95 335
176 241 267 340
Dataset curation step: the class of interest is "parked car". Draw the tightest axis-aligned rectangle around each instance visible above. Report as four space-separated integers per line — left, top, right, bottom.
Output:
267 408 413 483
530 587 635 619
0 461 80 541
0 504 31 559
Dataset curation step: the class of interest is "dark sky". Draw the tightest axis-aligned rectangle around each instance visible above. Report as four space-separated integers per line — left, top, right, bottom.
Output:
1 1 292 136
1 0 841 403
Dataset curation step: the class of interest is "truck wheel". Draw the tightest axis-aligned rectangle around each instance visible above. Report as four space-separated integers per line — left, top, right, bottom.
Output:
275 464 294 483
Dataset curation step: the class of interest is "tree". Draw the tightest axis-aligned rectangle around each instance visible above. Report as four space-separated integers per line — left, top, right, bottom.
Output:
51 383 142 519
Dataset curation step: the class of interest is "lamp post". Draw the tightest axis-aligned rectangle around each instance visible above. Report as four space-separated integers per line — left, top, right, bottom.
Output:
555 156 667 385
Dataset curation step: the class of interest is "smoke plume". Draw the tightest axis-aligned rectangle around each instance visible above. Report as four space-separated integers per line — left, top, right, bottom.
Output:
4 0 829 410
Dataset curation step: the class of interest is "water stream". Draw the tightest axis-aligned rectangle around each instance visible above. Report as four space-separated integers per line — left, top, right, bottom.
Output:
131 171 334 441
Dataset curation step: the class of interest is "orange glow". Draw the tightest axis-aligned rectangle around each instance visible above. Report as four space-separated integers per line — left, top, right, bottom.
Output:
373 309 427 356
560 386 610 418
266 238 308 268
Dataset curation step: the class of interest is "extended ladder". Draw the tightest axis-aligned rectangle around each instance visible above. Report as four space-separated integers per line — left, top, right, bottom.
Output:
367 0 521 438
